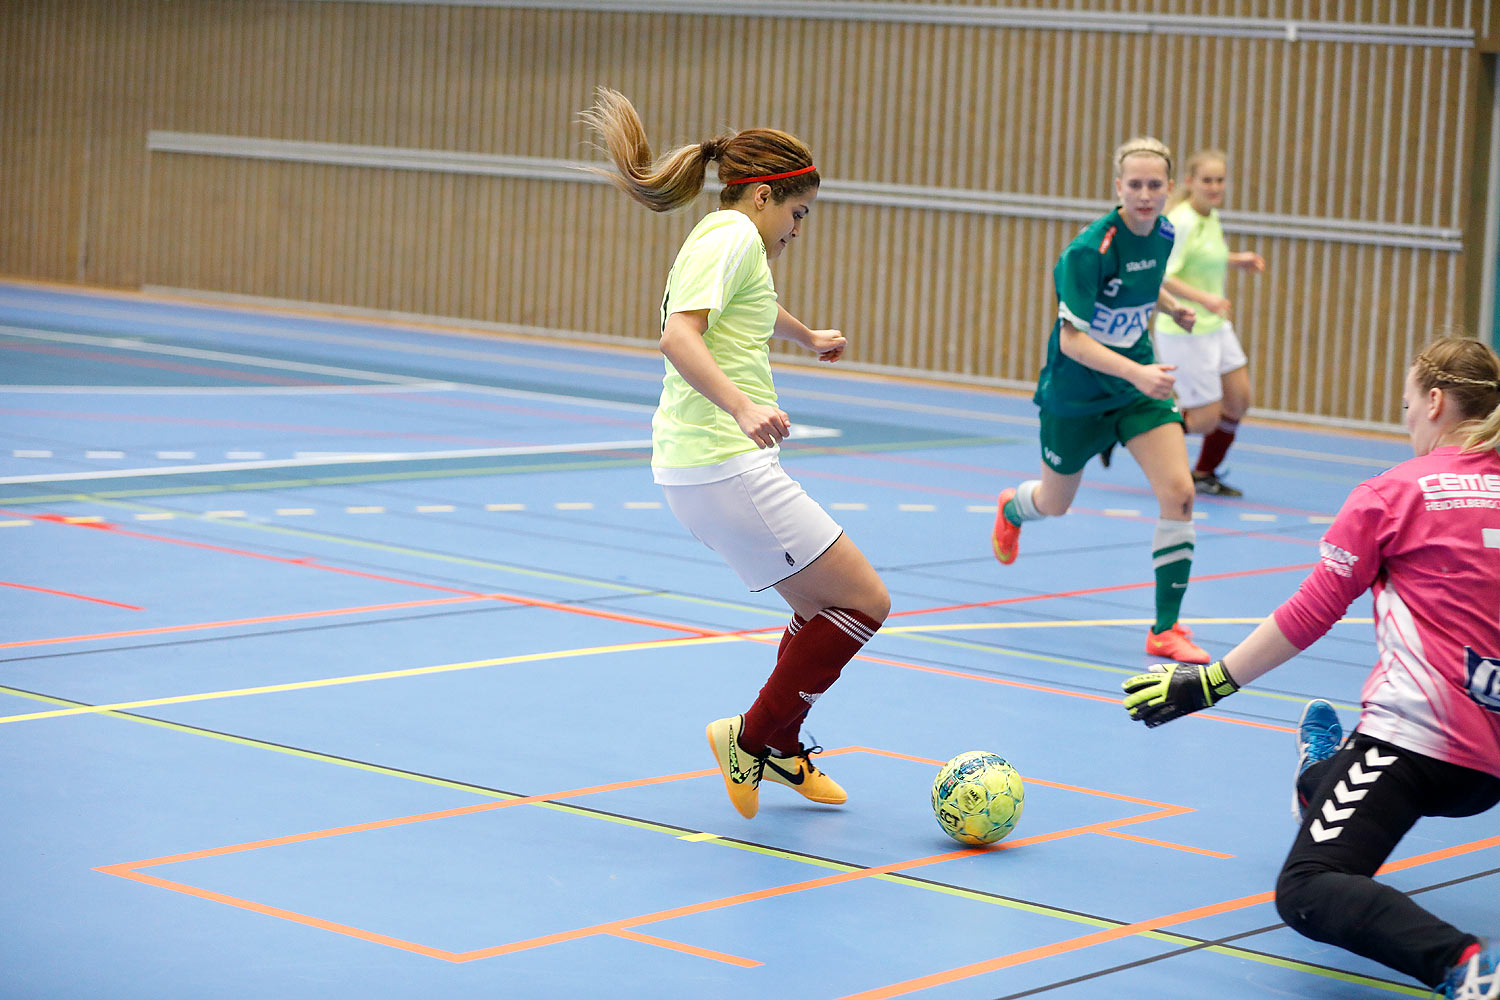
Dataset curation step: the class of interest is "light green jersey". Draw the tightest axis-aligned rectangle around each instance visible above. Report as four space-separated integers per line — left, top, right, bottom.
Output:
1155 202 1229 335
652 210 779 475
1033 208 1176 417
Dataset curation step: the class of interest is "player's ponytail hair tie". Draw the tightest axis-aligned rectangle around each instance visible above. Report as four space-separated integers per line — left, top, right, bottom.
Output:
725 164 818 185
700 137 730 161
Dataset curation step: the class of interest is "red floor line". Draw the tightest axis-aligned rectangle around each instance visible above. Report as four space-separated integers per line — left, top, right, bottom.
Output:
0 595 490 650
0 579 143 610
796 445 1358 520
3 508 717 638
889 562 1320 618
0 340 324 386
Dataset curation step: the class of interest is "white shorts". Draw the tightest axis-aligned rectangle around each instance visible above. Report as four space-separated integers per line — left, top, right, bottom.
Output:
1154 323 1248 411
661 459 843 592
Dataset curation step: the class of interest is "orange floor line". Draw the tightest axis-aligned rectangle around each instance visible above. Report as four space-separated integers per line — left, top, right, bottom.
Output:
98 747 1201 968
106 765 723 871
842 657 1295 734
890 562 1318 618
1376 833 1500 873
838 831 1500 1000
452 808 1194 963
837 888 1279 1000
1095 828 1235 860
0 579 143 610
606 928 762 968
0 594 488 649
97 868 458 960
4 508 717 638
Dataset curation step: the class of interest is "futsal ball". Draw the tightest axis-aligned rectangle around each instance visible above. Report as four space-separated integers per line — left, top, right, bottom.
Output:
931 751 1025 846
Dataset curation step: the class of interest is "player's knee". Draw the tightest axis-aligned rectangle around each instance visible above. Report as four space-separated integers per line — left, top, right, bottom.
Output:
1035 493 1071 518
863 583 891 624
1184 409 1218 435
1275 866 1332 941
1159 481 1195 517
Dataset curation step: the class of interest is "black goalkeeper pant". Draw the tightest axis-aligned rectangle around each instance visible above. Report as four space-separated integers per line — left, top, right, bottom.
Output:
1276 732 1500 987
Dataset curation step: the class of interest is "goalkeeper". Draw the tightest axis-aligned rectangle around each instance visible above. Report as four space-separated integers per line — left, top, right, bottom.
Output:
1122 336 1500 998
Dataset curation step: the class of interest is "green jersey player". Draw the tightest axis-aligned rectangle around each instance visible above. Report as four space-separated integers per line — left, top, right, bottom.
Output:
992 137 1211 665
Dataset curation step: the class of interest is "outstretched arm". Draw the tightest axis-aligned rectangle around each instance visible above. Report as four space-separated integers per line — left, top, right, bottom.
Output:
1120 618 1302 727
1123 484 1384 727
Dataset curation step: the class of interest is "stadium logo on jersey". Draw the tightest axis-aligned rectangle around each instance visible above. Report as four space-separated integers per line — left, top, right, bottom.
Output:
1318 541 1359 578
1466 647 1500 711
1099 225 1117 255
1087 302 1153 348
1124 258 1158 273
1102 278 1122 298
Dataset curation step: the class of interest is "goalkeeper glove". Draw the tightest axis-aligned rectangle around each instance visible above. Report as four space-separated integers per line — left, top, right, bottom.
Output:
1122 660 1239 728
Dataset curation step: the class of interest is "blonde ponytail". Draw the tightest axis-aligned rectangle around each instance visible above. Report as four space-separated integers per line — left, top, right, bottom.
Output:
581 88 820 214
579 88 719 213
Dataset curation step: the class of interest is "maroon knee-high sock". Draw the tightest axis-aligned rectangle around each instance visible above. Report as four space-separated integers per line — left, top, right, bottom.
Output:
1196 416 1240 475
763 613 810 746
740 608 881 756
777 613 807 659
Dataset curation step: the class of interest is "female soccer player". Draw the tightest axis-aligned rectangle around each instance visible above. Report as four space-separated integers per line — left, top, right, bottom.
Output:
581 89 889 820
991 137 1210 664
1123 336 1500 998
1154 149 1267 497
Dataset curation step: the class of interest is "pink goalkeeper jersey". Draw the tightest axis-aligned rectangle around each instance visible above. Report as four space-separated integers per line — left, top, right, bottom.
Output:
1273 445 1500 779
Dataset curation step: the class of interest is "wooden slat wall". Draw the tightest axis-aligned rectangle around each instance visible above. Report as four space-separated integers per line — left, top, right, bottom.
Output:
0 0 1489 425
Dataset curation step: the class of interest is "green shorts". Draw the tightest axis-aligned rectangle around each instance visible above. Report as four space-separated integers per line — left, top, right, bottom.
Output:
1038 395 1183 475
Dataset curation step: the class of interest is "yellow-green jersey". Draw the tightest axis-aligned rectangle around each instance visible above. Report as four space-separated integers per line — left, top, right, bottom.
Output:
1155 202 1228 336
652 210 780 483
1033 208 1176 417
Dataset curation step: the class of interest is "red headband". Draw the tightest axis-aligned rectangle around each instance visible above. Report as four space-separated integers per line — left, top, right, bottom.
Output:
726 164 818 185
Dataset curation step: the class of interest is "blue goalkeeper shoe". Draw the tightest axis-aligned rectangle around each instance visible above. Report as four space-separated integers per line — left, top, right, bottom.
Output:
1293 699 1343 821
1440 939 1499 999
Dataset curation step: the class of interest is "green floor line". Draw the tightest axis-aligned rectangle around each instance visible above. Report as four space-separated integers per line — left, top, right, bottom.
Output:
81 495 787 619
889 629 1365 713
0 434 1011 506
0 682 1421 993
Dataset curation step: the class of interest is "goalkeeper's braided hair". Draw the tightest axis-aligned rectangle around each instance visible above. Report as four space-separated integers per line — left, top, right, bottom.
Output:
1412 337 1500 453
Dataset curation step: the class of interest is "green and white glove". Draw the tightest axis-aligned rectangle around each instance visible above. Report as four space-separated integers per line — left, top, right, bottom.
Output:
1122 660 1239 728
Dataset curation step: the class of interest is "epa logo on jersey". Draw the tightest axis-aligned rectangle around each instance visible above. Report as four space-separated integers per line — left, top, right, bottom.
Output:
1465 647 1500 711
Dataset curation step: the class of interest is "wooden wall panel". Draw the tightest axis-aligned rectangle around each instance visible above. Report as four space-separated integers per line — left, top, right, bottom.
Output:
1 0 1490 427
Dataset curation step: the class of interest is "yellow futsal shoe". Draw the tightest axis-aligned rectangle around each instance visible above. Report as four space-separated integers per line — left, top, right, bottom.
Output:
706 715 764 819
762 744 847 805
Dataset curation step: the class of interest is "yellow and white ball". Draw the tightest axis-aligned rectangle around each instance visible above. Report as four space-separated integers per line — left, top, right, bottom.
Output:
932 751 1025 845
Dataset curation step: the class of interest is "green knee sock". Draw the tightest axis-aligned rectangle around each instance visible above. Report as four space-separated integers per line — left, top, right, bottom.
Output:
1151 518 1195 633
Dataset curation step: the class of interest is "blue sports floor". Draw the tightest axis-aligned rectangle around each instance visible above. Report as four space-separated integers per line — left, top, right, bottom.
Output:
0 279 1494 999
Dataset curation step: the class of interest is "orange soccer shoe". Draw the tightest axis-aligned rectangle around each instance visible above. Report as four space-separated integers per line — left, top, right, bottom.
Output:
992 489 1021 565
1145 623 1210 664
